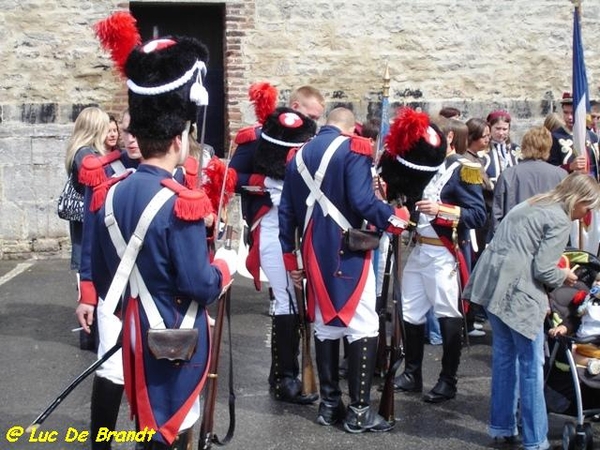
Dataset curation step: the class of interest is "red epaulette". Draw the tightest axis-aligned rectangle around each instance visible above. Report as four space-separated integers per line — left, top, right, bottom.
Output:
235 125 260 145
161 178 213 221
79 151 122 187
286 147 300 164
182 156 199 189
349 135 373 157
90 171 132 212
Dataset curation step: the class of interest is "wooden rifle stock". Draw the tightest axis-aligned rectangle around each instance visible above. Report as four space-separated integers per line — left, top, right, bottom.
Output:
378 235 404 425
375 239 394 377
294 265 318 398
199 225 234 450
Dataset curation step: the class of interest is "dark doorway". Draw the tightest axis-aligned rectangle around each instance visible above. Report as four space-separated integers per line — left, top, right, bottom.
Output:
130 2 226 157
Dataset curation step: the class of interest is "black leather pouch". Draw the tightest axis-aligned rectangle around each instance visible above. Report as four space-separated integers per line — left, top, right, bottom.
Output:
344 228 381 252
147 328 199 362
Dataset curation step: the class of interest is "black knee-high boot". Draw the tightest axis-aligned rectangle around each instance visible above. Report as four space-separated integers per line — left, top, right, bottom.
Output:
344 337 393 433
90 375 124 450
393 321 425 392
423 317 463 403
270 314 317 404
314 337 345 426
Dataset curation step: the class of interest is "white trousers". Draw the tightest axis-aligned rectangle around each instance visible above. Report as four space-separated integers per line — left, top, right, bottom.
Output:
314 263 379 343
259 207 297 316
95 298 124 384
401 243 461 325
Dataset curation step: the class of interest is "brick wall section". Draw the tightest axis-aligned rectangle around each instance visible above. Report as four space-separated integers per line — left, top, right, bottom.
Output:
0 0 599 259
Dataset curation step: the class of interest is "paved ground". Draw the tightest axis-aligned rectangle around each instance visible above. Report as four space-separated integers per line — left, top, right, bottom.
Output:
0 258 598 449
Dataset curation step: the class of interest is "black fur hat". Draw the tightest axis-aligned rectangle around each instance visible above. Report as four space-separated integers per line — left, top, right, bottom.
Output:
253 107 317 180
125 37 209 141
378 107 447 208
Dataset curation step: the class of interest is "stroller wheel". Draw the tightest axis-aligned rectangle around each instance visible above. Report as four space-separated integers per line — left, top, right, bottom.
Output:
562 421 576 450
582 423 593 450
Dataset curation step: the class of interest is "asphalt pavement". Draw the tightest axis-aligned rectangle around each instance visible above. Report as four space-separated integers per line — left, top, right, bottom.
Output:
0 258 597 449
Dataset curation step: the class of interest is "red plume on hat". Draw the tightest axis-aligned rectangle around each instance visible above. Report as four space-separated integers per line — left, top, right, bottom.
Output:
249 82 278 124
385 107 431 157
203 157 238 214
94 11 141 77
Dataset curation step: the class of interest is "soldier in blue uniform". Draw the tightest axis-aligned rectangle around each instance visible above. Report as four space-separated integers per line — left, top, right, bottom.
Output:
75 109 141 450
90 36 237 449
229 84 324 404
548 92 599 180
279 107 410 432
393 159 486 404
548 92 600 254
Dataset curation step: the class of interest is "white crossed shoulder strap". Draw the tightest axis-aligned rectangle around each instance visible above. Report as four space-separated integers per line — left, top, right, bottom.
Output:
295 135 351 233
102 183 197 329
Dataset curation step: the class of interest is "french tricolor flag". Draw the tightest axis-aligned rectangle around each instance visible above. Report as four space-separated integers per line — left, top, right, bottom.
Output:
572 3 590 163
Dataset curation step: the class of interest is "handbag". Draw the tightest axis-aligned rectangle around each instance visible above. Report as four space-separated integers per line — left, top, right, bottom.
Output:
147 328 199 362
344 228 382 252
57 173 84 222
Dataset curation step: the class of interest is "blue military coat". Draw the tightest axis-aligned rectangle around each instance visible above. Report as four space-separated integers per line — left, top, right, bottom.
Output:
91 164 228 444
279 126 406 327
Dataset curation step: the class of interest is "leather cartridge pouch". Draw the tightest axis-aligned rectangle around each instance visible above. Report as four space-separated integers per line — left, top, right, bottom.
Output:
344 228 381 252
147 328 199 362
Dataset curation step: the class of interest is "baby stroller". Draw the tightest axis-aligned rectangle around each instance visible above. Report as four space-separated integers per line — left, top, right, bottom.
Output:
545 249 600 450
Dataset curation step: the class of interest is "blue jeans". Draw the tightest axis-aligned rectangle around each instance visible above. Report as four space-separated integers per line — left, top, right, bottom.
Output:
487 312 549 450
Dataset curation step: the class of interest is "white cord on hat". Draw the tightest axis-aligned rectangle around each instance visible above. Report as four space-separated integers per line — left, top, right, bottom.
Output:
127 60 209 106
395 155 444 172
260 132 307 148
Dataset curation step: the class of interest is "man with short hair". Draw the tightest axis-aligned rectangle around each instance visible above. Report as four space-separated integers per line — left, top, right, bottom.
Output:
229 84 323 405
278 107 410 433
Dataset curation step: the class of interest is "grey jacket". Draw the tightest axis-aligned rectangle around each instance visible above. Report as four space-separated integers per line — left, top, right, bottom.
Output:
491 159 568 233
463 201 570 340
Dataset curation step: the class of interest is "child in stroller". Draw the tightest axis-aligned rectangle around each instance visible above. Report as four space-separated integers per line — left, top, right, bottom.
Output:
545 250 600 449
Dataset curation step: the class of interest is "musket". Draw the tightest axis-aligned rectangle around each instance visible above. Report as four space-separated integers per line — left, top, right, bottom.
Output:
374 63 394 377
26 340 122 433
375 238 394 377
293 233 318 399
199 225 235 450
294 285 318 398
378 234 405 425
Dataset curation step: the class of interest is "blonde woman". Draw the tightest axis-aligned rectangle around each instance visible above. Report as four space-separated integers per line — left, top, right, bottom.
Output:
463 172 600 450
64 106 109 272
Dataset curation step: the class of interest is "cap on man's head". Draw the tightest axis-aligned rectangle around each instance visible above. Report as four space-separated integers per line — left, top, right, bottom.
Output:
561 92 573 105
125 36 209 141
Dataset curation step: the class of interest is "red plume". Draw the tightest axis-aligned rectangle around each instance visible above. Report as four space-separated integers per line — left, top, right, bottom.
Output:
384 107 430 157
94 11 141 77
249 82 278 124
203 157 238 213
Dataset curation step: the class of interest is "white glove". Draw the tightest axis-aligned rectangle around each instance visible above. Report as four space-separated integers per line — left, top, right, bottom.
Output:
214 247 238 277
264 177 284 207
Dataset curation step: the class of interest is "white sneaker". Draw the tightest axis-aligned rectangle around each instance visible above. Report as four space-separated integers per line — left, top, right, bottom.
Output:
587 359 600 376
468 329 486 337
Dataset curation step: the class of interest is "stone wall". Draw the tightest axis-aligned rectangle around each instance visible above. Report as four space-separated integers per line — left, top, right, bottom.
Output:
1 0 599 259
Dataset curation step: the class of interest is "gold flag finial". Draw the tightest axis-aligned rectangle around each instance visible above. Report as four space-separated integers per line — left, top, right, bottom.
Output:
382 63 390 98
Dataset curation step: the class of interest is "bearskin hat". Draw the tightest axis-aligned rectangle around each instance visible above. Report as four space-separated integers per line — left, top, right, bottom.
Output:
253 107 317 180
378 107 447 208
124 37 209 141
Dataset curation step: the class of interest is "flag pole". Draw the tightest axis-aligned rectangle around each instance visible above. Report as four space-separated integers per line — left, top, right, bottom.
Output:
571 0 589 250
374 63 391 166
